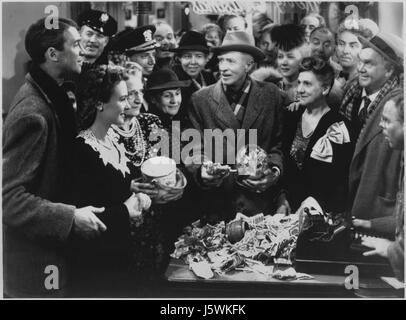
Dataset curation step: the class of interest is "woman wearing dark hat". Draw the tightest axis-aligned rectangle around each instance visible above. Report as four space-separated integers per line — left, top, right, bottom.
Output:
145 68 191 131
272 24 311 102
171 30 216 124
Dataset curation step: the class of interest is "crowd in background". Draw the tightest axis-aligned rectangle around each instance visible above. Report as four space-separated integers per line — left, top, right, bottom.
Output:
2 7 404 298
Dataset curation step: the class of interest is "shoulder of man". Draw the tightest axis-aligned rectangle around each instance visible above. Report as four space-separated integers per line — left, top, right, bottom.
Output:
191 82 216 100
6 79 55 126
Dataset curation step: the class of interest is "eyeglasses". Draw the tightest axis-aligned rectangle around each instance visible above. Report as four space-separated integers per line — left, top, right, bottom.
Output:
300 57 326 71
128 90 143 100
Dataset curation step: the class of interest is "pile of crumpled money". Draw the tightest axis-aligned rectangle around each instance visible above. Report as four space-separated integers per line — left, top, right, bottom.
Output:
171 212 312 281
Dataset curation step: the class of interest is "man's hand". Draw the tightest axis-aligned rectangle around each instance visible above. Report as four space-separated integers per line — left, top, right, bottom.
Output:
73 206 106 240
201 163 228 187
239 168 280 193
362 237 392 258
352 218 372 230
286 101 302 112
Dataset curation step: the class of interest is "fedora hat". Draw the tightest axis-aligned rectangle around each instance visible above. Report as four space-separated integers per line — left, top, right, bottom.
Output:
359 32 403 70
111 25 158 54
145 68 191 92
211 31 265 61
170 31 209 54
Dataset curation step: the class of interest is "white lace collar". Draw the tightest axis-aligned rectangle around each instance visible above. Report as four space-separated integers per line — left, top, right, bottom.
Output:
78 129 131 177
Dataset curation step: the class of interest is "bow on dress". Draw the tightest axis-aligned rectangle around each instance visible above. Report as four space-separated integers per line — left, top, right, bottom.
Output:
310 121 350 163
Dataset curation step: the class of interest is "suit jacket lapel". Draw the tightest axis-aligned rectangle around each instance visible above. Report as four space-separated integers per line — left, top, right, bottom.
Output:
213 81 240 129
242 80 262 129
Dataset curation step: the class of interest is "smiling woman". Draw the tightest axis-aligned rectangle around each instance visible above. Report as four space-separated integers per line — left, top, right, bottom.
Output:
282 56 353 214
65 65 152 296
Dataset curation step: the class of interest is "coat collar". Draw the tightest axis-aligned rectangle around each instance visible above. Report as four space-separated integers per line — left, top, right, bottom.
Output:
28 64 78 141
212 78 263 129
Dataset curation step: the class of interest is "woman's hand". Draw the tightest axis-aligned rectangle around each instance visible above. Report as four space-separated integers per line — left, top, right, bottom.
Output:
124 194 142 218
131 180 159 198
124 193 152 218
158 187 184 203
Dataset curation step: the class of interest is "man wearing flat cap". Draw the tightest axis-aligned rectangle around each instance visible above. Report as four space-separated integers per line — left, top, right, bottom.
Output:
186 31 289 222
77 9 117 71
339 32 404 237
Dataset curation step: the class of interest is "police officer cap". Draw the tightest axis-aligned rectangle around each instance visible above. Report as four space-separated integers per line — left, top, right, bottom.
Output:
111 25 158 55
78 10 117 37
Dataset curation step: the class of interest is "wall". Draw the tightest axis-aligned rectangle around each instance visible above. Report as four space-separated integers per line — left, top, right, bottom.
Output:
2 2 69 115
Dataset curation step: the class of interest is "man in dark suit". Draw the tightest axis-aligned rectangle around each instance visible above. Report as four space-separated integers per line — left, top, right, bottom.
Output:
362 90 404 281
186 31 288 222
3 17 106 297
339 32 403 237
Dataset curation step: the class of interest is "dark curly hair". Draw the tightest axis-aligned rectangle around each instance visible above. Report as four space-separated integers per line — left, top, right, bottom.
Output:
77 64 128 130
299 56 335 93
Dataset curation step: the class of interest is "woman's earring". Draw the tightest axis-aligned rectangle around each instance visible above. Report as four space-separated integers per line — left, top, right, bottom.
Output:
97 104 104 112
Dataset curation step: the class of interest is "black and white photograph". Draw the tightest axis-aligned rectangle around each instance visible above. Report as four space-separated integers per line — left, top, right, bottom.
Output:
1 0 404 300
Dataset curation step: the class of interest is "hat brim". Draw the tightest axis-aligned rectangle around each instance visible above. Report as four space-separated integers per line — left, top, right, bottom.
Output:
145 80 191 92
359 35 403 70
211 45 265 61
170 45 210 54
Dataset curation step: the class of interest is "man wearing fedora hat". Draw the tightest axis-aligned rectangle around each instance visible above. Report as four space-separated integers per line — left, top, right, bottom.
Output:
77 10 117 72
339 32 403 237
171 31 216 127
187 31 288 222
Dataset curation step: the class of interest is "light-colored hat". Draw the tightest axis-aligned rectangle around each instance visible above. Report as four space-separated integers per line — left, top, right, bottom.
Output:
211 31 265 61
359 31 403 70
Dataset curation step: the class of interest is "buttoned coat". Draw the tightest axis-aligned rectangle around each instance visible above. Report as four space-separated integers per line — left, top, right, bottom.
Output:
3 73 76 297
187 79 286 221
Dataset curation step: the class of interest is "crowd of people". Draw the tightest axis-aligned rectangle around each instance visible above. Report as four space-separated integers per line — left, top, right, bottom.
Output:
2 8 404 298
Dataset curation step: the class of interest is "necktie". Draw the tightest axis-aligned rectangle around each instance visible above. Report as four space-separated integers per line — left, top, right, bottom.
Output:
358 96 371 123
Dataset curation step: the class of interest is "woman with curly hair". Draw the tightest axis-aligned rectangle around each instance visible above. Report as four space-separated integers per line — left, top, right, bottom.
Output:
68 65 164 297
282 57 353 213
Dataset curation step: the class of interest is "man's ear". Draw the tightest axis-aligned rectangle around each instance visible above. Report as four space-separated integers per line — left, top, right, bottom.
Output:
45 47 59 62
385 65 395 80
246 60 255 73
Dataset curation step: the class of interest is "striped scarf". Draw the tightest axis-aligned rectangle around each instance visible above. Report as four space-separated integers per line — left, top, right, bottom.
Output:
339 74 400 121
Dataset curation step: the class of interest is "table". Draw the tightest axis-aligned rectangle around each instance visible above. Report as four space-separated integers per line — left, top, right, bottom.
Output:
163 258 404 298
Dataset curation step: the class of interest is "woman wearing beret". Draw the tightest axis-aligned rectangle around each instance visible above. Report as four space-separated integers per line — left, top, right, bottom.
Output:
171 31 216 123
282 57 354 214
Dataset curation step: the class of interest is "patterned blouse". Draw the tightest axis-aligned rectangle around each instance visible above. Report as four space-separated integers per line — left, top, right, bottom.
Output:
110 113 166 168
290 120 313 171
